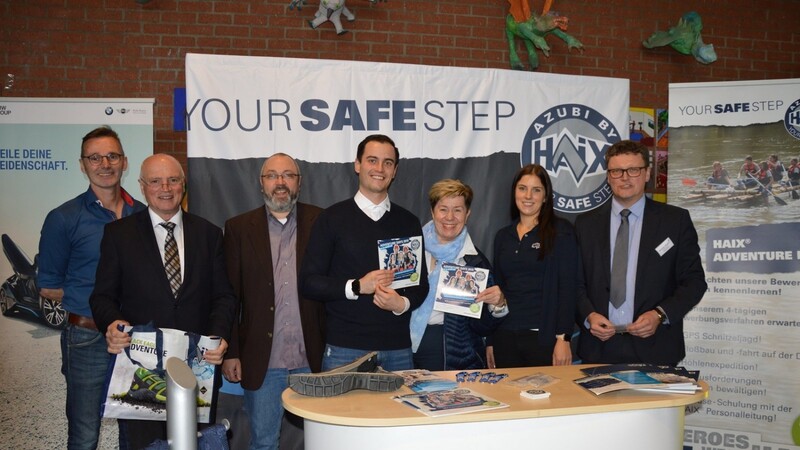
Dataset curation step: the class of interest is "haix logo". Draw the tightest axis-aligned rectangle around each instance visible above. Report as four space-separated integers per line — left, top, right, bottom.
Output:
785 98 800 140
520 103 621 213
712 239 750 248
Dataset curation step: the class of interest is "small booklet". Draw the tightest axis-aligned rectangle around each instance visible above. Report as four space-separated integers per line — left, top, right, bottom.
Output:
393 388 508 417
394 369 458 393
575 369 700 396
378 236 423 289
432 262 489 319
581 363 699 381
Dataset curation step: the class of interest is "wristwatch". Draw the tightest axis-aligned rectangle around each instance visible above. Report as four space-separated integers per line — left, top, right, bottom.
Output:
352 279 361 296
654 307 666 324
556 333 571 342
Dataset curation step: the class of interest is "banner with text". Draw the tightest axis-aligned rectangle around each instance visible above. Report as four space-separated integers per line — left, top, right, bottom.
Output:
670 79 800 449
185 54 628 252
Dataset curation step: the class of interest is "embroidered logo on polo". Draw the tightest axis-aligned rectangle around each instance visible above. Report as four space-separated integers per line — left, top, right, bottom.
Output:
520 103 621 214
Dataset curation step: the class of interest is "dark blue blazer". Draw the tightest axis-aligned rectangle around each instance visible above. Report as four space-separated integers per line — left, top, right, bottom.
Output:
575 197 707 365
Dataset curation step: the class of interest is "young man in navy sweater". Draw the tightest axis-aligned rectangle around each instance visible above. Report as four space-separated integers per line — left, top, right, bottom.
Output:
300 134 429 372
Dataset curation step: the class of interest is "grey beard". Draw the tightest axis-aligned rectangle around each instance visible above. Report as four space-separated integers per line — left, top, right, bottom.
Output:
263 192 297 213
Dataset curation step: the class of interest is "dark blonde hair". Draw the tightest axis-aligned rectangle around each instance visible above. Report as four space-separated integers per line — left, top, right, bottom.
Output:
428 179 474 210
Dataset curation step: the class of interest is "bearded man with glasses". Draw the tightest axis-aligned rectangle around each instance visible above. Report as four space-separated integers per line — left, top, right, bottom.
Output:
38 126 146 450
574 140 706 366
221 153 325 450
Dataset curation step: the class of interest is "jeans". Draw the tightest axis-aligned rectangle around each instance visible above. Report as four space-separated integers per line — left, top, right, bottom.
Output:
321 344 413 372
243 367 310 450
61 323 111 450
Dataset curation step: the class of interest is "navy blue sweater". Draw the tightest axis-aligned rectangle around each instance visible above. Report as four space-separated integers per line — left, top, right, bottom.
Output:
300 198 429 350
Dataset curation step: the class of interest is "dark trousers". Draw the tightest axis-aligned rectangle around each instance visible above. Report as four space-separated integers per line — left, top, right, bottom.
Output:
413 324 445 371
492 329 552 368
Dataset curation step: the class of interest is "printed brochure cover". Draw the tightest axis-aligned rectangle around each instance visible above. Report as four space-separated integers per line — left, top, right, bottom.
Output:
378 235 422 289
395 369 458 393
432 262 489 319
393 387 509 417
574 368 700 396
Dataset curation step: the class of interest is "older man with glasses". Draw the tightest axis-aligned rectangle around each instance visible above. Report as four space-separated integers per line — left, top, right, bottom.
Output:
90 153 237 449
574 139 707 366
38 126 146 450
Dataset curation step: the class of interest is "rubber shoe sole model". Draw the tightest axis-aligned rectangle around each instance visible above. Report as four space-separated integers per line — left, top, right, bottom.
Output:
288 371 404 397
325 351 379 374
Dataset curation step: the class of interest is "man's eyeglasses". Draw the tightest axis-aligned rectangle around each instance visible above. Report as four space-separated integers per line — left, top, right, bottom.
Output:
261 172 300 181
607 166 647 179
140 177 184 189
81 153 124 166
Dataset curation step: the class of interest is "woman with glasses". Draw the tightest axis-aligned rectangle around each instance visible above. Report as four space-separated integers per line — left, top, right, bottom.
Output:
489 164 579 368
410 179 508 371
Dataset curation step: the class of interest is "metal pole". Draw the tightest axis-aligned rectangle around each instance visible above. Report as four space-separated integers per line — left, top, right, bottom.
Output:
166 356 197 450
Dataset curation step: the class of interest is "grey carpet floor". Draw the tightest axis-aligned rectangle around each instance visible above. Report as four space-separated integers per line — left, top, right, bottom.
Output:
0 313 118 449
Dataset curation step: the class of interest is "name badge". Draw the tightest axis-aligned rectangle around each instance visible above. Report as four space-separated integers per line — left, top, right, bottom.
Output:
656 238 674 256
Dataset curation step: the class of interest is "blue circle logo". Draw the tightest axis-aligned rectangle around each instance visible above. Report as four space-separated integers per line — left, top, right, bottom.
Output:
784 98 800 140
520 103 621 213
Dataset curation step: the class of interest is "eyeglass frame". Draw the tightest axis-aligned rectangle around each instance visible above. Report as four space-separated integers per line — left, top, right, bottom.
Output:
139 177 185 189
81 153 125 166
260 172 300 181
607 166 648 179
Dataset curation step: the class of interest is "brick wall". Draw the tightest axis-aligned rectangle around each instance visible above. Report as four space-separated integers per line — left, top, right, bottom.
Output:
2 0 799 162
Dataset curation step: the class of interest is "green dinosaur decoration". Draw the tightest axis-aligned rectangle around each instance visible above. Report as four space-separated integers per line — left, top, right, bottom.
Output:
643 11 717 64
505 0 584 71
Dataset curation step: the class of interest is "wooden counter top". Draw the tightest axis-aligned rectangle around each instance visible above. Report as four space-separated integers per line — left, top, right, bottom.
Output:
282 364 708 427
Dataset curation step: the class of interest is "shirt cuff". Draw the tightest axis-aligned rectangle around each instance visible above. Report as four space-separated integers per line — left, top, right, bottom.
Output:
345 279 358 300
656 306 670 325
489 303 509 318
393 296 411 316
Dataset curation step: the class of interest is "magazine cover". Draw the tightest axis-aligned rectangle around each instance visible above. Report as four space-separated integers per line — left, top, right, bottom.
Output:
393 388 508 417
432 262 489 319
574 370 699 396
395 369 458 393
377 235 422 289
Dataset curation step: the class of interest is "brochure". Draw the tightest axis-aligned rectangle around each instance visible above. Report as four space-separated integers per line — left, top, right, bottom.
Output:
395 369 458 393
393 388 509 417
432 262 489 319
580 363 700 381
574 369 700 396
377 236 423 289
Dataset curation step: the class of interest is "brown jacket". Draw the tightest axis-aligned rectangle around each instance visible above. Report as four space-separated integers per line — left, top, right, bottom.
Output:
223 203 325 390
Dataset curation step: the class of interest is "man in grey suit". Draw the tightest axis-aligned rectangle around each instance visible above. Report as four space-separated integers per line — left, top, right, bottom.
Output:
91 154 237 449
575 140 706 366
222 153 325 450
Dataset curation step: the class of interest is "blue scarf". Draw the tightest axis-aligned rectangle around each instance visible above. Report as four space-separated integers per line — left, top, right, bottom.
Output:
410 220 468 352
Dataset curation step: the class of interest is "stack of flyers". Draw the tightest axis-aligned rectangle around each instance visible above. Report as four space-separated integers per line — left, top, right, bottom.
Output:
377 236 423 289
432 262 489 319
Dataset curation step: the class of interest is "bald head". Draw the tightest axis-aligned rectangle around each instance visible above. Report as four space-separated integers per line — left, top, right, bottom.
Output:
139 154 186 220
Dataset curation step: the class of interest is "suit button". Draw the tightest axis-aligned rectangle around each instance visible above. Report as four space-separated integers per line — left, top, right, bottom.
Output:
270 306 274 311
268 332 273 338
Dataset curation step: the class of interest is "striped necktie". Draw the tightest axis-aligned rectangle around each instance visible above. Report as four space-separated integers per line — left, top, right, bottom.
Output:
160 222 181 297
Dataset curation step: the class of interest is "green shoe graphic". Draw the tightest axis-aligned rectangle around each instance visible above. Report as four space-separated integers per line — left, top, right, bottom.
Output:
126 367 167 404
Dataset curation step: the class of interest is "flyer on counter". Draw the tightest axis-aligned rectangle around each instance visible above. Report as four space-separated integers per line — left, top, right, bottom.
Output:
378 236 422 289
432 262 489 319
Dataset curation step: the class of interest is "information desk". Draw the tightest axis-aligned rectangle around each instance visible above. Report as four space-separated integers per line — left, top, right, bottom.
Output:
282 364 708 450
